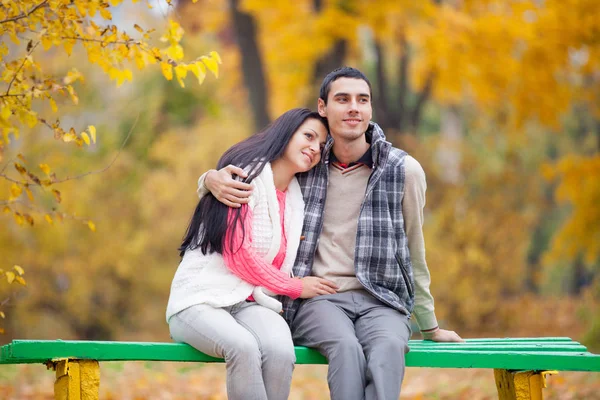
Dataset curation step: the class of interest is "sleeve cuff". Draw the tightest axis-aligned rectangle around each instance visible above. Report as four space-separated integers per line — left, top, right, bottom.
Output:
197 173 209 198
287 278 303 299
414 309 439 333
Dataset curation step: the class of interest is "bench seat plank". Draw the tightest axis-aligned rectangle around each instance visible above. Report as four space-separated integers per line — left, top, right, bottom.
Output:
2 339 599 372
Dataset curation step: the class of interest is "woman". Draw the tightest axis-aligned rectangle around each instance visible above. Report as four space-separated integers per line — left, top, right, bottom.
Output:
166 108 338 400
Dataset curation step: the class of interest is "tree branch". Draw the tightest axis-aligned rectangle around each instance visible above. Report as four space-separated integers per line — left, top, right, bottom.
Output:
47 113 139 184
0 0 48 25
1 114 138 187
5 41 40 96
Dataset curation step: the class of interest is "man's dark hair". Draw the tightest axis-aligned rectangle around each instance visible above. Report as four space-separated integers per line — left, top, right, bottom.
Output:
179 108 327 257
319 67 372 104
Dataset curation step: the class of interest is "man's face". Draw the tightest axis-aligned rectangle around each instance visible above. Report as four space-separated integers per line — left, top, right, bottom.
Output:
318 77 372 143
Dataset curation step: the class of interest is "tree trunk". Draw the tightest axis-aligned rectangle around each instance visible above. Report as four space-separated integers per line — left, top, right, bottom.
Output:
436 106 463 184
373 42 391 129
229 0 270 130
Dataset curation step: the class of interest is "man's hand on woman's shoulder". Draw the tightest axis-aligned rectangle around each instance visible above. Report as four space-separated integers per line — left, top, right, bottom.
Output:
204 165 253 208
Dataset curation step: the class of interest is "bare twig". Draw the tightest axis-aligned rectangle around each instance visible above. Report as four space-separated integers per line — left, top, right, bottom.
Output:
60 36 141 46
0 173 25 185
0 0 48 24
0 157 15 175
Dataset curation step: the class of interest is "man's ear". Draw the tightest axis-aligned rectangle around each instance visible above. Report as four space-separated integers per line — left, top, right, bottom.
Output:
317 98 327 117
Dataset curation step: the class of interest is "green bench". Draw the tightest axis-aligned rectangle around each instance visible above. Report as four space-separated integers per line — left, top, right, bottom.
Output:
2 337 599 399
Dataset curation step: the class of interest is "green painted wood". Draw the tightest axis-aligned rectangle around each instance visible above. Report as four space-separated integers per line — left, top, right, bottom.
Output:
1 339 599 371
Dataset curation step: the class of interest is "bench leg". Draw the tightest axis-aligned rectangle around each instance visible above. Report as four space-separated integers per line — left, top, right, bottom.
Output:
51 359 100 400
494 369 558 400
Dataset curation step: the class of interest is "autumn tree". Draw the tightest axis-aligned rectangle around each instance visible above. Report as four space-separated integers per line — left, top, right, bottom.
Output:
0 0 221 331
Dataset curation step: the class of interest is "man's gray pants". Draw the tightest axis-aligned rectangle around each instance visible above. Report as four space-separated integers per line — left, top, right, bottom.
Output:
291 290 412 400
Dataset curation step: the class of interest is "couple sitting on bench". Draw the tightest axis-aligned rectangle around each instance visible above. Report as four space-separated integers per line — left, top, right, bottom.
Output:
166 67 463 400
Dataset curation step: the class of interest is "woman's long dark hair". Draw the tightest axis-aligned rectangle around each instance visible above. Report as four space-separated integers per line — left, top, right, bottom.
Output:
179 108 327 257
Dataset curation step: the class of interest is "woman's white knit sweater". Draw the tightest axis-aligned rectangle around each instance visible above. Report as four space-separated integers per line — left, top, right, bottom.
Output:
166 163 305 322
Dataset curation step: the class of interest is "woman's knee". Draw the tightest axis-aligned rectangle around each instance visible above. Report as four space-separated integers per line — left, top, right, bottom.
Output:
262 339 296 365
225 334 262 364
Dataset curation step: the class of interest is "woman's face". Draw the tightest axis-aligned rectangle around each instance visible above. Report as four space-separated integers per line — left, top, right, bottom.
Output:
281 118 328 173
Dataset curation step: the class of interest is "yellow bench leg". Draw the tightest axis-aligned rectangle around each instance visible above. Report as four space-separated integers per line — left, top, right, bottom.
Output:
51 359 100 400
494 369 558 400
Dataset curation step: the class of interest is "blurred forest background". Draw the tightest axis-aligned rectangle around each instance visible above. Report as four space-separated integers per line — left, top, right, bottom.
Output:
0 0 599 398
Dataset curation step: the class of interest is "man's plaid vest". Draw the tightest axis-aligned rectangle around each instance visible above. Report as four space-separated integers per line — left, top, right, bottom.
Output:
281 122 415 325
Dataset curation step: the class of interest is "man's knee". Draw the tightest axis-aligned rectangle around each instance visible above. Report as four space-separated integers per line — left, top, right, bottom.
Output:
367 336 409 368
328 336 364 360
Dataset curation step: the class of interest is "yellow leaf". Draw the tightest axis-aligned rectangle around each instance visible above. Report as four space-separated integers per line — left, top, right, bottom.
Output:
5 271 15 284
13 265 24 275
201 56 219 78
24 186 34 201
0 312 4 319
15 276 26 285
87 221 96 232
9 183 22 200
2 206 10 213
174 65 187 88
166 44 184 61
45 214 54 225
39 163 51 175
88 125 97 143
209 51 222 64
49 97 58 112
13 213 24 225
190 62 206 85
63 129 77 142
52 189 62 203
134 24 144 33
161 62 173 81
64 40 75 56
41 35 53 50
81 132 91 145
100 7 112 20
1 106 11 120
0 327 4 334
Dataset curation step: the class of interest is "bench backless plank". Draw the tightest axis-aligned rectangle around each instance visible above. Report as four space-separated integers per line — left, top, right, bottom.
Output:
2 337 599 400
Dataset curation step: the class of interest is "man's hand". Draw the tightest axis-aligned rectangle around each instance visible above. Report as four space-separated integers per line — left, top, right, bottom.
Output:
428 328 464 343
205 165 253 208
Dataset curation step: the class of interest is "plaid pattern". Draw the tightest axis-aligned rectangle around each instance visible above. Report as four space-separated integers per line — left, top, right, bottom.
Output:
281 123 415 324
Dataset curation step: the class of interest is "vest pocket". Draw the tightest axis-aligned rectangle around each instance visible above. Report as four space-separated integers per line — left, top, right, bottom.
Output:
395 253 414 298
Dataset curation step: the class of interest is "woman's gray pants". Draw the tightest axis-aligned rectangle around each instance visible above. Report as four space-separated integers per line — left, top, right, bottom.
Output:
169 301 295 400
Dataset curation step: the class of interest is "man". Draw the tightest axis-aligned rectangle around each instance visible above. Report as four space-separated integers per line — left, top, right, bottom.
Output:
199 67 463 399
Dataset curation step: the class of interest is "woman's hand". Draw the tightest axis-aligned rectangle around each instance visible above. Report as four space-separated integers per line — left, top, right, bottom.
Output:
299 277 338 298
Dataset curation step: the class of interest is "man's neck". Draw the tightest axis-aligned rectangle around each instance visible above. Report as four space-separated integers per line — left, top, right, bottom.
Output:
331 137 370 165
